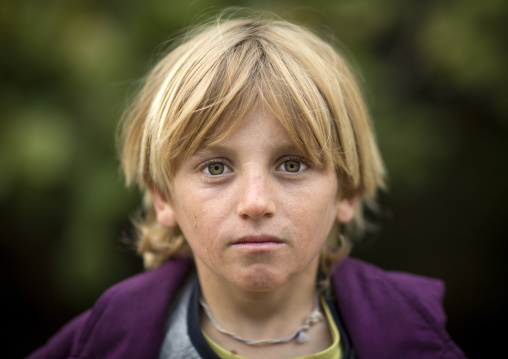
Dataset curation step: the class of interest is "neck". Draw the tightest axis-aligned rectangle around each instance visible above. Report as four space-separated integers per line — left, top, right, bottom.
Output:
196 260 319 340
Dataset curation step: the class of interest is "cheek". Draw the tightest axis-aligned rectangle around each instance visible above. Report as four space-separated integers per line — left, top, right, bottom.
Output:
295 194 338 245
174 193 227 248
174 195 196 225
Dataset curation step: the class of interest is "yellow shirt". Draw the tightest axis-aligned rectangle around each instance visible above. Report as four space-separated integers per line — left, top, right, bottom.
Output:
203 296 342 359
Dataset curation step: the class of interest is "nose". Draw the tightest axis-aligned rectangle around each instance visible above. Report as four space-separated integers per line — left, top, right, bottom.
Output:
236 169 276 220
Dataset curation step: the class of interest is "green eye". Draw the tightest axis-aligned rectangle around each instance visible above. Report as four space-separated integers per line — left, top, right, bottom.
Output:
208 163 225 175
284 160 301 173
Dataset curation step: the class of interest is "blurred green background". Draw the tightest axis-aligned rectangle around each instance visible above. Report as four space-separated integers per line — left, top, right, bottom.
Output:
2 0 507 357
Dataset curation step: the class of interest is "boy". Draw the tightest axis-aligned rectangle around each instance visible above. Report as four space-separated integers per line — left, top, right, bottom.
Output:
29 11 465 359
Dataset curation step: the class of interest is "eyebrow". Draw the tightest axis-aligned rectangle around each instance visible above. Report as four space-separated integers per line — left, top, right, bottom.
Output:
194 143 234 156
201 138 300 154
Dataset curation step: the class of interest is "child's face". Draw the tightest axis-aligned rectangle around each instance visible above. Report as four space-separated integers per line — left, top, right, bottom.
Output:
153 106 356 292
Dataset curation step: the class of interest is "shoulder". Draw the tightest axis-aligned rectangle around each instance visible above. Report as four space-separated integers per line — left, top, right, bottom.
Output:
332 257 465 359
28 258 192 359
91 257 192 309
27 311 91 359
333 257 446 322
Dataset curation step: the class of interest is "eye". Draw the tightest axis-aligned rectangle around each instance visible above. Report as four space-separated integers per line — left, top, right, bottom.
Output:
284 160 301 173
278 158 308 173
208 163 225 175
202 161 231 176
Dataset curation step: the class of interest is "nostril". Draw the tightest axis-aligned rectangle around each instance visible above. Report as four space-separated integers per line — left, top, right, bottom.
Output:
236 195 276 220
236 172 276 219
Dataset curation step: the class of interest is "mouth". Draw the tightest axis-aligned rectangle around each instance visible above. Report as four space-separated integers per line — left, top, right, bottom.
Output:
231 235 285 250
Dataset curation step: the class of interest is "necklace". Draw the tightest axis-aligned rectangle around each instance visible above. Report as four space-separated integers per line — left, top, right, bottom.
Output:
199 293 323 346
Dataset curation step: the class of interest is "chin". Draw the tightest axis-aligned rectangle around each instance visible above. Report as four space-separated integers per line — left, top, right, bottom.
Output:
230 266 293 293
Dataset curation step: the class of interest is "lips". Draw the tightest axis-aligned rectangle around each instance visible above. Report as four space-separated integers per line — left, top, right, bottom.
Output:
230 235 285 250
232 235 284 245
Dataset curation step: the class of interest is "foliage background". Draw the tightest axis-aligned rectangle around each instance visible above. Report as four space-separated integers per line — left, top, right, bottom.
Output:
2 0 507 357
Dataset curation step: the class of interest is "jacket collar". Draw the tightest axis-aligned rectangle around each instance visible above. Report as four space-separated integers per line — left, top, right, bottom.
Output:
76 257 464 358
74 258 192 359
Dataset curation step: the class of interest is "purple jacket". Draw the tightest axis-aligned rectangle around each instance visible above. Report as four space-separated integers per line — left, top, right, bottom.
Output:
28 257 465 359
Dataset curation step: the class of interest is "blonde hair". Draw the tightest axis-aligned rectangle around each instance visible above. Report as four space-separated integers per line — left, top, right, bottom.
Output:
118 11 386 277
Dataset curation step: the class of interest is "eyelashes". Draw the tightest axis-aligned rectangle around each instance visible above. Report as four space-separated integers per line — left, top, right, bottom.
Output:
201 159 232 176
200 156 310 176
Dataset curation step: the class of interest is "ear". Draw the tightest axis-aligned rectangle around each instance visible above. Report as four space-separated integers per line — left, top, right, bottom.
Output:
151 189 178 228
336 196 358 224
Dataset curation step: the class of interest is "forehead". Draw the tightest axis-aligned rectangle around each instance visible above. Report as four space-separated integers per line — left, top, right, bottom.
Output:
199 107 299 153
196 101 282 144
